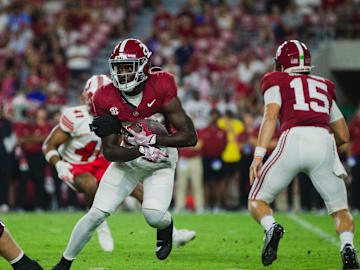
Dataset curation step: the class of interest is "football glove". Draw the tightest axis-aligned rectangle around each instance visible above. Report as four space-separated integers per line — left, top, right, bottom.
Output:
55 160 73 182
90 114 122 138
138 145 168 162
125 124 157 146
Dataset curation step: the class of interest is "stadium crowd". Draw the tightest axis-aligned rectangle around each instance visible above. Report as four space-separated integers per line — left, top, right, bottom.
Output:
0 0 360 214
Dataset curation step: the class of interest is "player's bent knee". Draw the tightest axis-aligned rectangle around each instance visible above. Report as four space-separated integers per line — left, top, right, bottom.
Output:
142 208 170 229
86 207 110 227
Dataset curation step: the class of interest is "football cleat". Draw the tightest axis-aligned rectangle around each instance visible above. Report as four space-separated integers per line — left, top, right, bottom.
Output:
20 260 44 270
173 229 196 248
52 257 72 270
262 223 285 266
156 220 173 260
341 244 360 269
97 221 114 252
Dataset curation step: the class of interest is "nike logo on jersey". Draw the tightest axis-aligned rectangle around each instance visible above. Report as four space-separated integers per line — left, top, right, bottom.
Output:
147 99 156 107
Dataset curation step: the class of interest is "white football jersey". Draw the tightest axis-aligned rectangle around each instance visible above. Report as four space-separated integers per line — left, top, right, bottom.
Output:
58 105 102 164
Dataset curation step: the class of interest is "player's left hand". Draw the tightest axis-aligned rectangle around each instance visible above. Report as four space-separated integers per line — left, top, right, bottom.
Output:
125 125 157 146
89 114 122 138
249 158 263 185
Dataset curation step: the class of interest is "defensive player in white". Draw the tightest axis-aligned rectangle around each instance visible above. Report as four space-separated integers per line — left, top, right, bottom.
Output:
43 75 116 252
48 71 196 269
248 40 359 269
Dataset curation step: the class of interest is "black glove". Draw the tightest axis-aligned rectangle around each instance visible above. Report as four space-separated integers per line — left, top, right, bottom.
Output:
89 114 122 138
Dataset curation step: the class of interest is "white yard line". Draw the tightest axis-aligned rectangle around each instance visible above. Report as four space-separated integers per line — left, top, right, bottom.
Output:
287 214 339 247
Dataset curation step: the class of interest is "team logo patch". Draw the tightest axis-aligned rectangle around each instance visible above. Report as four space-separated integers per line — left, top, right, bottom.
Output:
133 111 139 117
110 107 119 116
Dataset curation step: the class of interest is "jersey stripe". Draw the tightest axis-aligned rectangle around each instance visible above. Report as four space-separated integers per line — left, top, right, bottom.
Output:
61 118 74 131
252 130 289 199
250 131 287 198
63 115 74 126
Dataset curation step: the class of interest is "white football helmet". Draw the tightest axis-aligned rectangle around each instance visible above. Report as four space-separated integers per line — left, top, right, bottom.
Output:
82 74 112 107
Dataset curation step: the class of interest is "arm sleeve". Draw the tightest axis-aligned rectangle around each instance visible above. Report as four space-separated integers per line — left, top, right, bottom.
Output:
329 100 344 123
264 85 282 107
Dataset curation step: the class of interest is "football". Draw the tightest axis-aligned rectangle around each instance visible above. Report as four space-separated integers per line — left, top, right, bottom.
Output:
129 118 168 136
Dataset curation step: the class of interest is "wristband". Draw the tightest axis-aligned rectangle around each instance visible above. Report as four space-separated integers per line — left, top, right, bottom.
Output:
254 147 266 159
45 150 59 163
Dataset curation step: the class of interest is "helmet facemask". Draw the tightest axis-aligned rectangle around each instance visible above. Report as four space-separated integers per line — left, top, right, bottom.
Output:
109 57 149 93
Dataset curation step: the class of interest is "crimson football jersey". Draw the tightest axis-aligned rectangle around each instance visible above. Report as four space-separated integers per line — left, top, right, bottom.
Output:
93 71 177 128
261 71 336 132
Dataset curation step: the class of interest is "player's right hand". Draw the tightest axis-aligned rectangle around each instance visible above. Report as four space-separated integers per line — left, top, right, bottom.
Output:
138 145 168 162
55 160 74 182
89 114 122 138
249 158 263 185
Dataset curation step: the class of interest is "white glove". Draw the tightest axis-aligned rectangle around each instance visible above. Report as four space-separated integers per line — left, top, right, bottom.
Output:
55 160 74 182
125 125 157 146
139 145 168 162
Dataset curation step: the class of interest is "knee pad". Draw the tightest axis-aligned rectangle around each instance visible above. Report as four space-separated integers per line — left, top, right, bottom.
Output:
142 208 171 229
87 207 110 228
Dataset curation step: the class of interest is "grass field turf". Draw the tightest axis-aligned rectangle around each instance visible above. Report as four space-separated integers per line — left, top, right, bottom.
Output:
0 212 359 270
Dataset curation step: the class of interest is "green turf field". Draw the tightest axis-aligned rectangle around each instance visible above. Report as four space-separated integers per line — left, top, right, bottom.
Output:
0 212 359 270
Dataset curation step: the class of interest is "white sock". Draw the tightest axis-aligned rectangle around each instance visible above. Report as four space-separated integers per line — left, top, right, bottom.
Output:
260 215 276 232
340 231 354 251
173 226 177 237
63 208 108 260
9 250 23 264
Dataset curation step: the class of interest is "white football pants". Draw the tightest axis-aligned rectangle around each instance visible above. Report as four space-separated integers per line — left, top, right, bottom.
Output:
249 126 348 214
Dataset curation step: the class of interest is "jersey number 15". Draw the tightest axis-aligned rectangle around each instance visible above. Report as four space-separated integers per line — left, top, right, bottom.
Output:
290 78 329 114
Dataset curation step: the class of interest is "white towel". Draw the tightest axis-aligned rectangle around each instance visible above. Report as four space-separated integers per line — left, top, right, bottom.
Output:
332 135 348 178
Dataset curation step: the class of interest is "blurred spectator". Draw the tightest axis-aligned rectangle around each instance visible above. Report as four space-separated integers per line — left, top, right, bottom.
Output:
8 2 30 33
217 110 244 210
237 50 265 86
175 37 194 73
66 35 91 81
152 4 172 33
237 112 255 210
0 103 12 212
194 3 217 39
176 11 195 40
45 81 66 115
15 107 52 210
183 90 211 129
282 1 304 38
104 1 126 37
175 141 204 213
216 92 238 116
349 105 360 212
199 109 227 211
163 56 181 83
175 89 209 213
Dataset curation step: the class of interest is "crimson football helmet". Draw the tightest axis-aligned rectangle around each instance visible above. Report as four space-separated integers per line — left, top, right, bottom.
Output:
273 40 314 73
82 74 112 107
109 38 152 93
